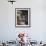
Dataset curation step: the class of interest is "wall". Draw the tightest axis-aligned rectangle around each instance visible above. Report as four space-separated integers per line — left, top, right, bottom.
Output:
0 0 46 42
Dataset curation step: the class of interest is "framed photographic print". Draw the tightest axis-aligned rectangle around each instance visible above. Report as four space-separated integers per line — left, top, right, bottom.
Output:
15 8 31 27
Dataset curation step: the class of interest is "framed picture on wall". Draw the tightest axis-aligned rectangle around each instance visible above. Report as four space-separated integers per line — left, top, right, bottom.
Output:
15 8 31 27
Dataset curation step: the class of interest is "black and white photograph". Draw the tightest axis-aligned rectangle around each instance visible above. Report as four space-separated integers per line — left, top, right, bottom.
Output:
15 8 30 27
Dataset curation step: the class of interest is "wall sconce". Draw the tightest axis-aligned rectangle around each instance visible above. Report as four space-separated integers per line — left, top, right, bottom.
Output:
8 0 16 4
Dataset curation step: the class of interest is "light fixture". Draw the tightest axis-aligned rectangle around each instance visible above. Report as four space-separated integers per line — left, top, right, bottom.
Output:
8 0 16 4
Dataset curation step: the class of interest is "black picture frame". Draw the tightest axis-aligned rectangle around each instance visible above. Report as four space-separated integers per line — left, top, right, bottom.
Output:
15 8 31 28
